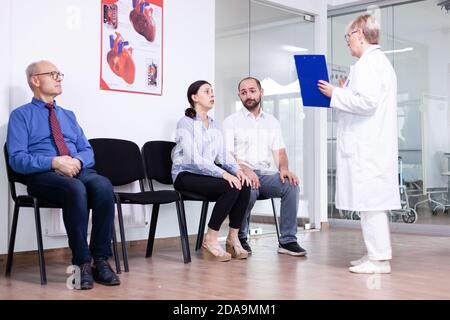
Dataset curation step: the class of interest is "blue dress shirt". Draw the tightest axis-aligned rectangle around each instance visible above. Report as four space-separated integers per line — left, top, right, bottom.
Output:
6 97 94 174
171 115 238 181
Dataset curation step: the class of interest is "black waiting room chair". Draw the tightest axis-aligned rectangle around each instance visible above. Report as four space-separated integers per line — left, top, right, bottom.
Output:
141 140 281 253
142 140 211 252
89 138 191 265
3 144 121 285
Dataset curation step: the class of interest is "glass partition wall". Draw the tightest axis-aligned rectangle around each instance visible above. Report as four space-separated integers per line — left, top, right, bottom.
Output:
216 0 315 230
328 0 450 228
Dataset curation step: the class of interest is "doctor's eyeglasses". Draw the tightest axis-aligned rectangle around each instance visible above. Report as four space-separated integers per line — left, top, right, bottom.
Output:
33 71 64 81
344 30 359 42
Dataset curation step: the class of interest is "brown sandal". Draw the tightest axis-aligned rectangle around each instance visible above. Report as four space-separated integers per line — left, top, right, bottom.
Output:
226 239 249 260
202 242 231 262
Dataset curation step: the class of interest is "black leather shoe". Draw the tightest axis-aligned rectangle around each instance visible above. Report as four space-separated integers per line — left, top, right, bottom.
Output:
239 238 252 255
93 257 121 286
79 262 94 290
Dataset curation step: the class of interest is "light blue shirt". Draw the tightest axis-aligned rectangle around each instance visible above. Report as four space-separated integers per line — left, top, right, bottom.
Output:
171 115 239 181
6 97 94 174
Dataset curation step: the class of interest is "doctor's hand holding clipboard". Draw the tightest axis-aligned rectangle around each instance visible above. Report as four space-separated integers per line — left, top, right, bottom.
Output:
317 14 401 275
317 78 345 97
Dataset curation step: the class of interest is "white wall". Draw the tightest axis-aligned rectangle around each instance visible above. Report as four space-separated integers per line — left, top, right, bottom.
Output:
1 0 214 254
0 0 12 255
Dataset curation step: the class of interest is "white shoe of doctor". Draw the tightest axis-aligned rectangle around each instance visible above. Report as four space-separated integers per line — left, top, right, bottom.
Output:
350 255 369 266
349 260 391 274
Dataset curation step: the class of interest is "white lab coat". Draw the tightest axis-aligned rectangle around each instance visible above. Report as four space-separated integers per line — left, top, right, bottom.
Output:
331 45 401 211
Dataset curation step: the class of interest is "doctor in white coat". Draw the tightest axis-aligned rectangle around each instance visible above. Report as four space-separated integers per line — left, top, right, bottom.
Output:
318 14 400 274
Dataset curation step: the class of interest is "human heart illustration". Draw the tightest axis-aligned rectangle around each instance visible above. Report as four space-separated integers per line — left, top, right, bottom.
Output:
107 32 135 84
130 0 156 42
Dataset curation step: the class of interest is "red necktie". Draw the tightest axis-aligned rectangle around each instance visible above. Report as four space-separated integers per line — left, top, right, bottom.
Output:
45 103 70 156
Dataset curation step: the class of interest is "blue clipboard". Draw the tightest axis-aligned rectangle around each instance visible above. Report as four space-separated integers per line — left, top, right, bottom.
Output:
294 55 331 108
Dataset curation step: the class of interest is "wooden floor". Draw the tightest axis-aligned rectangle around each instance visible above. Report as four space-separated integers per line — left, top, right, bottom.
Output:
1 227 450 300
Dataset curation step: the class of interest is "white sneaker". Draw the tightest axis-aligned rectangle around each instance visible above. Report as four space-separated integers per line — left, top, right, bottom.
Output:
350 255 369 266
349 260 391 274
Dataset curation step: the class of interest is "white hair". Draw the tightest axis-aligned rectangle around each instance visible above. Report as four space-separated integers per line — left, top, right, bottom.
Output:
346 14 380 44
25 60 47 90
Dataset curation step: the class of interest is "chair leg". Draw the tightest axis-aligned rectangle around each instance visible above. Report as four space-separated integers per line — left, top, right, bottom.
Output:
271 198 281 243
33 202 47 285
180 201 190 241
146 204 159 258
195 201 209 251
177 201 189 244
5 203 20 278
111 222 121 274
176 201 191 263
114 194 129 272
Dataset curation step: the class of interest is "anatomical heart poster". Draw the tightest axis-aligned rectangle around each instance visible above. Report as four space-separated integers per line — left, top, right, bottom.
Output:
100 0 163 95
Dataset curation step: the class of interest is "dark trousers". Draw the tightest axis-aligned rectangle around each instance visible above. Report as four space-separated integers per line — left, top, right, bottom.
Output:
26 168 115 266
174 172 251 231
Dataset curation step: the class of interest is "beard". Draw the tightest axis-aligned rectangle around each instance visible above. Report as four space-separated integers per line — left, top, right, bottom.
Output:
242 97 261 111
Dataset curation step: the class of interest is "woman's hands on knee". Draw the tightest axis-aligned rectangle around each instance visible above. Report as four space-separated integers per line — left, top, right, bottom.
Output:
222 172 242 189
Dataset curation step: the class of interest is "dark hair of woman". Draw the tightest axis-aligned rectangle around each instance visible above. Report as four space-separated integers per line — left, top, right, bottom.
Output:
185 80 211 118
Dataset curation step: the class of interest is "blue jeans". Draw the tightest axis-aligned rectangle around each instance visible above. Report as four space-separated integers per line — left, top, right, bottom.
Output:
239 172 299 245
26 169 115 265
